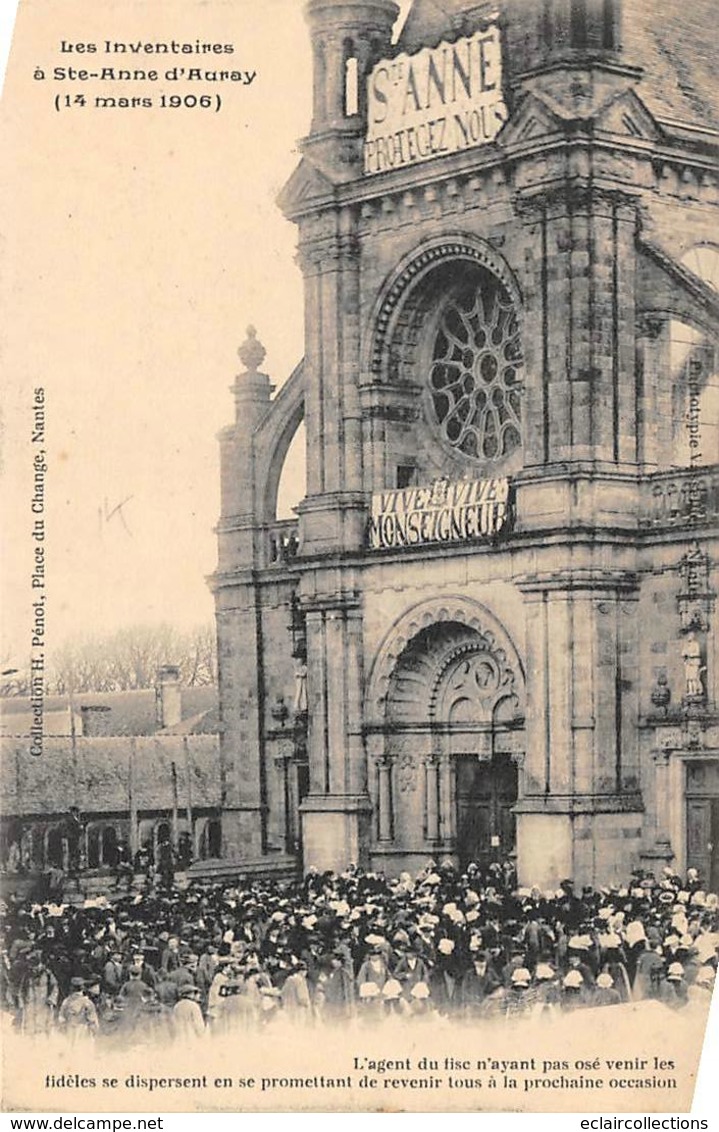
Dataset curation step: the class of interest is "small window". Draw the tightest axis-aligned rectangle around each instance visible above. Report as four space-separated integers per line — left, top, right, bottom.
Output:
396 464 417 488
345 56 359 116
570 0 588 47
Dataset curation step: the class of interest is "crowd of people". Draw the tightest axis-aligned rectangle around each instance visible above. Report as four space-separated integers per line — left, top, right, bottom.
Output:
1 859 717 1043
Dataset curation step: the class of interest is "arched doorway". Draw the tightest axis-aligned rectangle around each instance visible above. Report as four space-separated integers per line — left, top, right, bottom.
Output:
367 599 525 871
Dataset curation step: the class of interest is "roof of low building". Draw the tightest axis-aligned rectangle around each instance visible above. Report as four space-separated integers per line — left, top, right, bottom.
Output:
0 686 219 738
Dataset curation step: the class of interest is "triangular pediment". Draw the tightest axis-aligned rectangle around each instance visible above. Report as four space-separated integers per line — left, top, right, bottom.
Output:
276 159 336 219
594 88 662 142
500 91 564 147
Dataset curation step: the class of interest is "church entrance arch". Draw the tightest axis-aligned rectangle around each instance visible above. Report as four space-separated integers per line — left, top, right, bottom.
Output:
366 598 525 871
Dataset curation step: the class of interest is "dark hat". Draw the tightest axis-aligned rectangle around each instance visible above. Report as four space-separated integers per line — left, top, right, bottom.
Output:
179 984 201 998
70 976 85 989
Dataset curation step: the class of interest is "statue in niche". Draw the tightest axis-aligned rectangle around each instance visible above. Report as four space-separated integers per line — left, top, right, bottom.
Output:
681 632 705 700
294 661 308 715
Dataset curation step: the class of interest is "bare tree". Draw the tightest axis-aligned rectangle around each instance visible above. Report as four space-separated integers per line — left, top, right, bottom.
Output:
45 623 217 694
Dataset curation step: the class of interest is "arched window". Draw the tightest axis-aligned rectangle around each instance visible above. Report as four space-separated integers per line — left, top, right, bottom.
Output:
344 42 359 117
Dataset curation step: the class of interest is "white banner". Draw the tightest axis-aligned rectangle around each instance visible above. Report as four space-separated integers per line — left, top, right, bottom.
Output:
364 27 508 176
368 477 510 550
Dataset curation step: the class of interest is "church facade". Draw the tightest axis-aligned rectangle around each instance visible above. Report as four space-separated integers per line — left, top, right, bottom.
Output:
211 0 719 888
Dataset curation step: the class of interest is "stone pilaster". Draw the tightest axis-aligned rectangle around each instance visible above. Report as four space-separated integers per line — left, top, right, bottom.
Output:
515 569 644 887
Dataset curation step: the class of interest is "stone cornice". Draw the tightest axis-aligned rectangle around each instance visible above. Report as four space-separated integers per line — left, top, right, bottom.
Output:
283 131 718 232
515 793 644 815
515 569 640 596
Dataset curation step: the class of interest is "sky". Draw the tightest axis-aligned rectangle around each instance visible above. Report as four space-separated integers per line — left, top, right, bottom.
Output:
1 1 719 1119
1 1 312 665
1 0 414 667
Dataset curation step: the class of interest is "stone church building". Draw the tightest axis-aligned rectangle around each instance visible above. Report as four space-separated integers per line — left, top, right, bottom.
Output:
211 0 719 888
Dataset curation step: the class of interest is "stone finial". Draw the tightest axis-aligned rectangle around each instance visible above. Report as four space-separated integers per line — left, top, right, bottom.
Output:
238 325 267 374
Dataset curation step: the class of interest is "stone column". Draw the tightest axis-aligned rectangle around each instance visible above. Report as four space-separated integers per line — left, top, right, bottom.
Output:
651 748 675 860
377 757 393 843
425 756 440 844
439 750 454 847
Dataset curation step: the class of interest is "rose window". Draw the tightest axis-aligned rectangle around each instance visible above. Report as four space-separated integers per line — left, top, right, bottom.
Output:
428 276 523 461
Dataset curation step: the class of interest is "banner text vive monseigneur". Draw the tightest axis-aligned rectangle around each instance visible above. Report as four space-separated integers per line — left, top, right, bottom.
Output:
368 477 510 550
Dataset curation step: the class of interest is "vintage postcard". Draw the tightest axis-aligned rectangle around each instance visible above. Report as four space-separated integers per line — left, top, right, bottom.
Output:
1 0 718 1116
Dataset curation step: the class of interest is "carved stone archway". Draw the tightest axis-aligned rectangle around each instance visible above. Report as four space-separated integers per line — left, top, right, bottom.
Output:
365 597 525 868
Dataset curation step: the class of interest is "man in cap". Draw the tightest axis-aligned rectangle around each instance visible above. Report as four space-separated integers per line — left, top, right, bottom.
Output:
280 958 312 1024
631 938 665 1001
394 946 430 998
430 938 462 1016
169 951 199 991
316 949 355 1023
356 944 389 995
16 950 59 1036
221 963 261 1034
103 950 125 998
57 977 99 1043
460 951 501 1020
172 984 205 1041
196 942 220 1003
131 949 158 991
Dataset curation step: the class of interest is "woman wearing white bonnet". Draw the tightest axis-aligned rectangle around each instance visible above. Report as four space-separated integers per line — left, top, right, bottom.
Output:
561 969 588 1012
658 962 689 1009
594 972 621 1007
